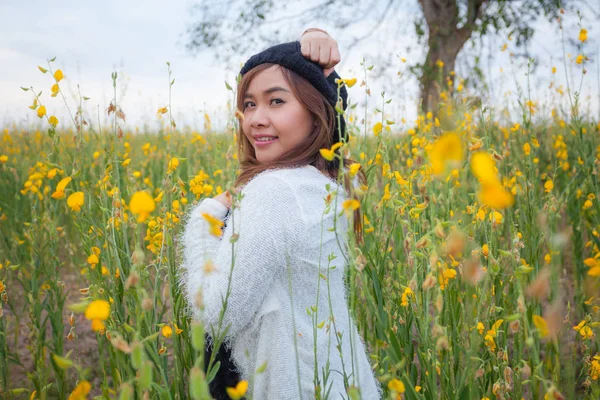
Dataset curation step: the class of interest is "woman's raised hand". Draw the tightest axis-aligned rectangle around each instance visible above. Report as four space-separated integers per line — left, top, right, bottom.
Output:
299 29 341 78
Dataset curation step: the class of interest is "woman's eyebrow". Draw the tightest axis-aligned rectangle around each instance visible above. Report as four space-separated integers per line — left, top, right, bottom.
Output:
243 86 290 99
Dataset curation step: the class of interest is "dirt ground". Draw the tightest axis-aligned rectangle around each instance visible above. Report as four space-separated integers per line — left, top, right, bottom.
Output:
2 264 105 399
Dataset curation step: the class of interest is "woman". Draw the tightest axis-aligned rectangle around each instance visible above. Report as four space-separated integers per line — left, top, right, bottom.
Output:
179 28 381 399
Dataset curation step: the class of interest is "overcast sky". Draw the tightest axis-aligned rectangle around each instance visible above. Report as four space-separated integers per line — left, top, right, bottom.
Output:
1 0 598 134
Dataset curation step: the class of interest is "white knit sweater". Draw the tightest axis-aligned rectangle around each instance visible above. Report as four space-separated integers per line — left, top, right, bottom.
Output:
178 165 382 400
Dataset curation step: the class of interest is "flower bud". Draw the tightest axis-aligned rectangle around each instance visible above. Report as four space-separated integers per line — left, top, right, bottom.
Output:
131 249 145 266
142 297 153 311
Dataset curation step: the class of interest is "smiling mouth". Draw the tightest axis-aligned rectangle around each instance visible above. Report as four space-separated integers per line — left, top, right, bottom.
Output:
254 137 279 146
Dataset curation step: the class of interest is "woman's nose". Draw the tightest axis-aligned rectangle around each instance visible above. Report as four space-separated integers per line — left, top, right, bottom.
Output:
249 105 270 128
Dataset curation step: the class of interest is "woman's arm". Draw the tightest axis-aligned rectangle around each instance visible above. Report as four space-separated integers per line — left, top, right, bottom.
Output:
179 173 304 338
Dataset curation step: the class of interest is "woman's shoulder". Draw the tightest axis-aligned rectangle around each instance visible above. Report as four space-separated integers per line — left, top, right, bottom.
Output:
239 165 358 198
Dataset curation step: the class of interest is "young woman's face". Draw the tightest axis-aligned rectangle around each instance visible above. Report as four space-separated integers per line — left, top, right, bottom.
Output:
242 65 315 163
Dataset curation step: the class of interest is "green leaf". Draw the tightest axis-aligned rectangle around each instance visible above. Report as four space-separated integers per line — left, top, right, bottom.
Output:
255 360 268 374
49 56 56 62
83 96 90 100
367 65 374 71
225 81 232 91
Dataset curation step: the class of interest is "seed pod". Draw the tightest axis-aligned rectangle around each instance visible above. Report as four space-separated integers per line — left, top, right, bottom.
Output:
119 383 134 400
131 341 144 370
191 322 204 351
138 361 153 391
189 366 211 400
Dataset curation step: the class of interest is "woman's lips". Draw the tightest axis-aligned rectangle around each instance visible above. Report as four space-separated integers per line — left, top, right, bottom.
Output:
254 137 278 146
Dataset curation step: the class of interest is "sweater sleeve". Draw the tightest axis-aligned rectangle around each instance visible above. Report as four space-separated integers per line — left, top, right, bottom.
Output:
179 173 304 339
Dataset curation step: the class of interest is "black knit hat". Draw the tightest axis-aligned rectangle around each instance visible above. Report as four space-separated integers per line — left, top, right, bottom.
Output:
239 40 348 142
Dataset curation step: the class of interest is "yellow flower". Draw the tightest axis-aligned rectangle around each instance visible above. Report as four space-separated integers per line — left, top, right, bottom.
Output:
52 176 72 199
523 143 531 156
161 325 173 338
533 315 549 338
202 213 225 237
343 199 360 212
580 325 594 340
348 163 361 178
319 142 343 161
590 359 600 380
373 122 383 136
167 157 179 173
85 300 110 320
68 380 90 400
583 199 593 210
479 181 514 209
576 54 584 64
552 66 557 74
388 378 405 393
481 244 489 258
401 287 414 307
428 132 463 176
477 322 484 335
67 192 85 212
0 280 5 293
157 107 168 116
394 171 408 185
225 380 248 400
341 78 357 88
49 116 58 127
129 191 156 223
51 83 59 97
436 60 444 68
544 179 553 193
37 105 46 118
87 254 99 265
174 322 184 335
488 211 503 225
470 152 498 184
0 155 8 163
54 69 64 82
586 258 600 276
579 28 588 43
91 319 105 333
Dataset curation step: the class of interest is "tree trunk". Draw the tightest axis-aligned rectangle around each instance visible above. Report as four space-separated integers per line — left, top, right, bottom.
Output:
418 0 486 115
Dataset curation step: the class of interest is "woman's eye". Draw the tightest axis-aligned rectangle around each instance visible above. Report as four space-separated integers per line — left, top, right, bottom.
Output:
244 99 284 110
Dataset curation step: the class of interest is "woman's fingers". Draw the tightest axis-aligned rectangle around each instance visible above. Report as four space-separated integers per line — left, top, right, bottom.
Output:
329 45 341 69
319 45 331 68
299 31 341 72
310 41 321 65
300 41 311 59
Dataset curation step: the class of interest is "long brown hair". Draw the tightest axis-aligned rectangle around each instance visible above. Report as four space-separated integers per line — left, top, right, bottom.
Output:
233 63 367 246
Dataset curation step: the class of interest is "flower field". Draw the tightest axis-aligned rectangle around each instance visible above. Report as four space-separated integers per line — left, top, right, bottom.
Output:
0 28 599 400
